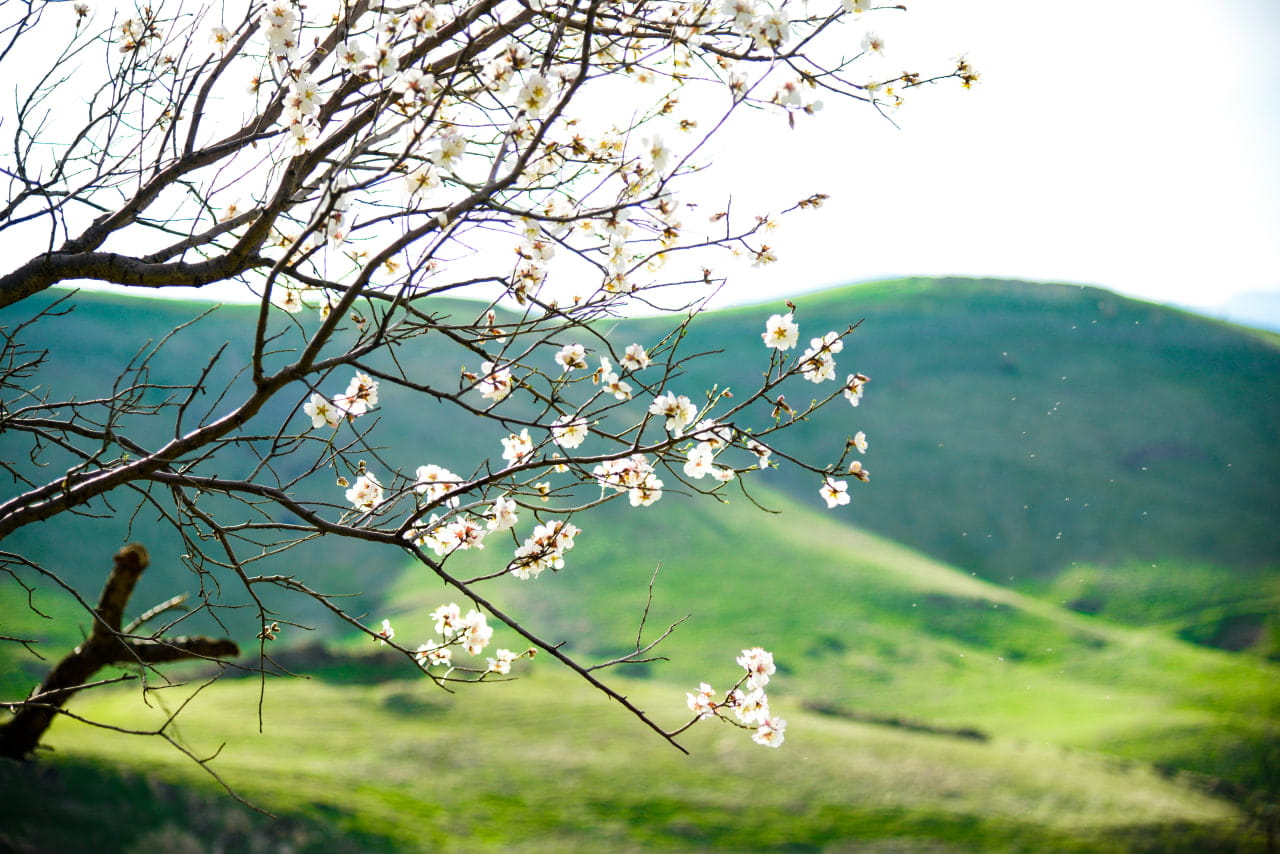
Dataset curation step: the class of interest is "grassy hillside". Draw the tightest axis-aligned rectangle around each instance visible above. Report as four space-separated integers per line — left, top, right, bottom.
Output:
6 671 1265 853
5 493 1275 849
2 278 1278 849
3 277 1277 667
382 489 1280 786
625 277 1280 585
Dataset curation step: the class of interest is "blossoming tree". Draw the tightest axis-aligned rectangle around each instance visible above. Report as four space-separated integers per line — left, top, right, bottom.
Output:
0 0 972 765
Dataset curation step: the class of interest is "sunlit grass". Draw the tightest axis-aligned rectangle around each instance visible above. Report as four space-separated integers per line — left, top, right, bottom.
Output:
37 669 1256 852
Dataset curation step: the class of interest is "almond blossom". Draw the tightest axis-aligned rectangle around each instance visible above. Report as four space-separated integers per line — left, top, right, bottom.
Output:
345 472 383 511
819 476 850 508
462 609 494 655
798 333 842 383
431 603 463 636
686 682 716 719
501 428 534 465
649 391 698 435
747 439 772 468
334 372 379 417
414 464 462 506
734 688 770 725
752 716 787 748
621 343 652 372
554 343 588 372
509 520 580 579
487 495 520 531
844 373 870 406
415 642 452 668
762 312 799 350
487 648 518 675
737 646 776 689
477 361 515 402
375 618 395 646
551 416 589 449
683 443 716 479
303 393 342 429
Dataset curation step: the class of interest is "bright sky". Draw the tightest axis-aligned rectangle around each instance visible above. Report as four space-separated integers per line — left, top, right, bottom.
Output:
13 0 1279 314
708 0 1280 312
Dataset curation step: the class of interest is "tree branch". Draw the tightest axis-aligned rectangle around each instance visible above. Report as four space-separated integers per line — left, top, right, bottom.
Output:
0 544 239 760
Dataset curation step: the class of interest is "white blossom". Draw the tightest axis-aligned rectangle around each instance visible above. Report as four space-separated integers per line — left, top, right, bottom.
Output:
303 393 341 429
551 416 589 449
686 682 716 719
554 343 588 372
477 361 515 402
346 472 383 512
621 343 652 372
501 428 534 465
487 495 520 531
649 391 698 435
819 476 849 509
762 313 799 350
753 716 787 747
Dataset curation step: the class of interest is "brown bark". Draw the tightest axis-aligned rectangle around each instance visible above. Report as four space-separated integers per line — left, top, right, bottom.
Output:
0 544 239 760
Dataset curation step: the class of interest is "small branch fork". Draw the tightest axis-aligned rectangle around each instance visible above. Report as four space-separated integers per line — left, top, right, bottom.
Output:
0 543 239 760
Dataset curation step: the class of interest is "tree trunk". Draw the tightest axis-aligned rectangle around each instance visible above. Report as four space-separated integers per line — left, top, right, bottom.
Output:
0 544 238 759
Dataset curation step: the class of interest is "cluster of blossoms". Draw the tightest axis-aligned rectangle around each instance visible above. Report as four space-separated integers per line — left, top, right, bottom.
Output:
117 14 162 53
593 454 664 507
683 420 738 483
722 0 792 52
686 647 787 747
501 428 535 466
649 391 700 436
414 464 463 507
403 493 520 556
345 471 384 512
304 372 380 429
508 519 580 579
760 313 873 510
798 332 843 383
414 515 488 556
375 606 531 676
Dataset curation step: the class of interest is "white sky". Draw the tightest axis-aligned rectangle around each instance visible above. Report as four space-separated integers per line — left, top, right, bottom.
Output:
13 0 1279 313
706 0 1280 312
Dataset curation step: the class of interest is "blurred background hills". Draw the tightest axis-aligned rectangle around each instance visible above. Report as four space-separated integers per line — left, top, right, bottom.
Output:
2 277 1277 852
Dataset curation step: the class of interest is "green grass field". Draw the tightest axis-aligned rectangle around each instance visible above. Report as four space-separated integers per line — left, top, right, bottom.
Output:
4 490 1276 851
6 670 1263 852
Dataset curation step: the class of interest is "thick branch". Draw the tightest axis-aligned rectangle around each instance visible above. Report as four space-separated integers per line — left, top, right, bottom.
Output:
0 544 239 760
0 250 271 310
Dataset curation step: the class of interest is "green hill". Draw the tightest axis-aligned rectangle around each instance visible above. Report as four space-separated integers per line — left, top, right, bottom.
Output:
384 488 1280 785
7 493 1276 850
3 277 1277 659
3 279 1279 849
630 277 1280 583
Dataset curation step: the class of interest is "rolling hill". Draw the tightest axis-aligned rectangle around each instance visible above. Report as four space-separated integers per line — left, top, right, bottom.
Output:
8 494 1278 850
2 277 1278 849
3 277 1278 650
